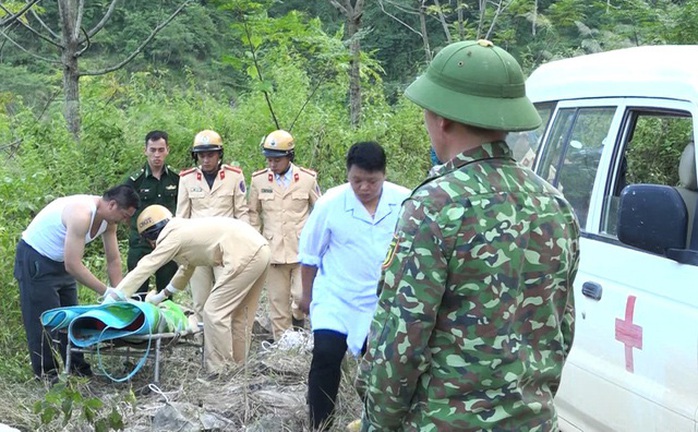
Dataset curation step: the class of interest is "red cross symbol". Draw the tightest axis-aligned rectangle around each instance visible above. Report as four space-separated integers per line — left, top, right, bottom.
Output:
615 295 643 373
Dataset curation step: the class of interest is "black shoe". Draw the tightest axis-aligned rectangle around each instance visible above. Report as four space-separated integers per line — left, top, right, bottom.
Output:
292 317 305 330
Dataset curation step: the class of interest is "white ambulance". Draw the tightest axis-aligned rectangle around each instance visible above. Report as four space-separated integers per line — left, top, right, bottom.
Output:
508 45 698 431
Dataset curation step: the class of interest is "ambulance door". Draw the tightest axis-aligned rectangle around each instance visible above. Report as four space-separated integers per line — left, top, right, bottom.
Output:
540 98 698 432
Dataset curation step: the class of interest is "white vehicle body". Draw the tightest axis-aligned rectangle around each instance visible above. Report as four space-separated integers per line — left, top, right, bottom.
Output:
511 45 698 432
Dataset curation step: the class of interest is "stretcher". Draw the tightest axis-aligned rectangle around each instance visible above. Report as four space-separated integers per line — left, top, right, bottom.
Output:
42 300 203 384
64 323 203 384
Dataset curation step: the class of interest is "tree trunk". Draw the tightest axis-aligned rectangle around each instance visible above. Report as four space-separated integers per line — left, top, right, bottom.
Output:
532 0 538 36
58 0 81 140
347 11 361 128
433 0 452 43
330 0 364 129
457 0 465 40
419 0 432 62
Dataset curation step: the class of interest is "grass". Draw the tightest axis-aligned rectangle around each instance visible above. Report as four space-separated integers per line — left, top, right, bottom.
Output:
0 295 364 432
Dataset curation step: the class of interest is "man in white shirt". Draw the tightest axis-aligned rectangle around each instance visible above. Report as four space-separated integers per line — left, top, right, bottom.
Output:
14 185 139 379
298 141 409 430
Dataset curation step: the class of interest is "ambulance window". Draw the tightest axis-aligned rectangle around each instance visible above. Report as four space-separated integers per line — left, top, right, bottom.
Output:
537 106 616 228
601 110 693 237
506 102 554 168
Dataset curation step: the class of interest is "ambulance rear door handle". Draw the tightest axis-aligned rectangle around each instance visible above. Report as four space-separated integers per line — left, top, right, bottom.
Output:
582 282 602 301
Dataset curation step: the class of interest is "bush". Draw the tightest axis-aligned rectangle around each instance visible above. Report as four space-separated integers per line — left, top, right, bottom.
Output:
0 60 430 382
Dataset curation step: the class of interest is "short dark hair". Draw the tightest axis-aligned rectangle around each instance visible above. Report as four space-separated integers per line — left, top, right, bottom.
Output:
346 141 386 172
104 185 140 209
145 130 169 147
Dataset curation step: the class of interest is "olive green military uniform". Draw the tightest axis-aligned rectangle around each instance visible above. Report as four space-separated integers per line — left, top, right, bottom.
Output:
124 163 179 294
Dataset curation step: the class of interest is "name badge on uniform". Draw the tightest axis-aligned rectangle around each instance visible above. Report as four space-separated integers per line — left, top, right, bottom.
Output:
189 186 205 198
261 188 273 194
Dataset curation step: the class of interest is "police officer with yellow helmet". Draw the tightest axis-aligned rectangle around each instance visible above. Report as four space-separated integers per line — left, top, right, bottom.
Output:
249 129 321 339
177 129 250 324
114 204 270 372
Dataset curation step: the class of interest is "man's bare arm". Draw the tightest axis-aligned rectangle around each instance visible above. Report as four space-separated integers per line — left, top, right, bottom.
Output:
63 202 108 295
102 223 123 287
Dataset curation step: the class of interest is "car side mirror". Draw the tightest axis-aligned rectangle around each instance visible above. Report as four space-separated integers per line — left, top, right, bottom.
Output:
617 184 689 256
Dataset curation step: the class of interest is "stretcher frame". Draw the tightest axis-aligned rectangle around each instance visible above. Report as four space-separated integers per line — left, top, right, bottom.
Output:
64 325 204 384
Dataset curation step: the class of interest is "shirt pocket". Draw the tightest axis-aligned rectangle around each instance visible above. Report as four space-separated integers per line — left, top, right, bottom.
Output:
291 191 309 213
138 187 158 204
260 193 275 210
214 188 235 206
164 184 178 201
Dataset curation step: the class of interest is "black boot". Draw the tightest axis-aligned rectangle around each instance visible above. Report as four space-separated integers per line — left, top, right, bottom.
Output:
292 317 305 330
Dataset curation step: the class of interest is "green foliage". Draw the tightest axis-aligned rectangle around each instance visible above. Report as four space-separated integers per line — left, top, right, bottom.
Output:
626 114 692 186
1 0 693 394
32 376 134 431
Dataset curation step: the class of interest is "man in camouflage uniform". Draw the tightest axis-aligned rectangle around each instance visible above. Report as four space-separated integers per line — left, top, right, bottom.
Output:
249 129 321 339
124 130 179 297
357 40 581 431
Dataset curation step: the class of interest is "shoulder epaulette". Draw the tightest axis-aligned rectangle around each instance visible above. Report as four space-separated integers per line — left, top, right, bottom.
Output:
166 165 180 178
299 167 317 177
129 168 145 182
179 167 198 176
223 164 242 174
252 168 268 177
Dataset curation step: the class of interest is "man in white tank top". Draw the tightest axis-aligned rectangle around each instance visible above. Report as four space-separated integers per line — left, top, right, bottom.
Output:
14 184 139 379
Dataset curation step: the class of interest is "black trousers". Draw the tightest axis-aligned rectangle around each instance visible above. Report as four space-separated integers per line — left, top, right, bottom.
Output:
14 240 91 378
308 329 350 430
127 246 178 296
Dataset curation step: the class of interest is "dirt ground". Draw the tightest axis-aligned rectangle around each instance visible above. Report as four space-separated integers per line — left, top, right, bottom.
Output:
0 322 364 432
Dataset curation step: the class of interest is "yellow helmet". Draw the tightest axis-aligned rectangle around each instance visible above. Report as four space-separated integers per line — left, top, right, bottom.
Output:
137 205 172 241
261 129 295 158
192 130 224 160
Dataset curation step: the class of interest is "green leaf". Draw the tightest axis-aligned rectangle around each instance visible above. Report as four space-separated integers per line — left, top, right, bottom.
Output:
109 407 125 429
61 398 73 424
40 406 57 425
83 406 96 423
95 418 108 432
84 397 104 410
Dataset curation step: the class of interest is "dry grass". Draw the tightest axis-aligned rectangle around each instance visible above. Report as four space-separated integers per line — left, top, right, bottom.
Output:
0 324 364 431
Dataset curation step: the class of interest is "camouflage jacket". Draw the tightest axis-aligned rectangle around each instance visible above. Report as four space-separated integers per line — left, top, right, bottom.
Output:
357 141 580 432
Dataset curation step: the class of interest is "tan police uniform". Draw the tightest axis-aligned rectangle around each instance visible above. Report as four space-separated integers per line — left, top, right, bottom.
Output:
176 164 251 323
249 163 321 339
115 217 270 371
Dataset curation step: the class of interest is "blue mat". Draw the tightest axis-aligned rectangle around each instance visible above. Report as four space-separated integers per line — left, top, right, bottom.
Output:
41 300 190 381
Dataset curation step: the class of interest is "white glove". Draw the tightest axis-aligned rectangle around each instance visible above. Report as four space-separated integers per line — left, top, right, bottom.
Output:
101 287 126 304
145 283 177 305
145 290 167 305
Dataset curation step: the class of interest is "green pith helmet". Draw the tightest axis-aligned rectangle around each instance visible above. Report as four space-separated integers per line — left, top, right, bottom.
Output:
404 39 541 131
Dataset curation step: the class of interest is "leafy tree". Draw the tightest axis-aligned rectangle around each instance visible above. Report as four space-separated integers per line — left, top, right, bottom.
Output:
0 0 191 140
